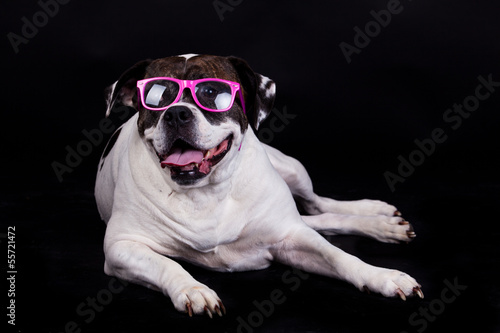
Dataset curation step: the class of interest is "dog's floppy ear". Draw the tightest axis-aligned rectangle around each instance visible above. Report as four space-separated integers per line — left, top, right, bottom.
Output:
104 59 152 116
227 56 276 130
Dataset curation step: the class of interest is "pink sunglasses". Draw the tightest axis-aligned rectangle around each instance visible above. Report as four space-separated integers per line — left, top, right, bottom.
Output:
136 77 246 114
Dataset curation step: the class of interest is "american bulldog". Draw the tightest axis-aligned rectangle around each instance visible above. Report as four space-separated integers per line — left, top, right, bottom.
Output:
95 54 423 317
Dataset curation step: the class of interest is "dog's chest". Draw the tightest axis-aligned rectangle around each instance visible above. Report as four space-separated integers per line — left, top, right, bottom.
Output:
161 191 246 253
163 211 274 272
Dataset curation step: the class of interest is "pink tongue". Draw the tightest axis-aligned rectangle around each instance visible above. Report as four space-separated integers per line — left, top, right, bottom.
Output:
161 147 204 167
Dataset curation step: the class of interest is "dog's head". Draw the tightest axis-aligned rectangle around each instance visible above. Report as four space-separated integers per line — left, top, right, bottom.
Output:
105 54 276 186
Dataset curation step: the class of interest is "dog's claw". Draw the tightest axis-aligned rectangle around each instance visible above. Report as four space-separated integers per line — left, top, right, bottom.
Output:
186 303 193 317
218 300 226 315
398 220 410 225
413 287 424 299
396 288 406 301
363 285 371 294
204 306 213 319
394 210 402 216
407 231 417 238
406 223 416 238
215 305 223 317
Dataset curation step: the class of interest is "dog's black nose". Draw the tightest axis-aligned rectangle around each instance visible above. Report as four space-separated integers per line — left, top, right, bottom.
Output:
164 106 193 128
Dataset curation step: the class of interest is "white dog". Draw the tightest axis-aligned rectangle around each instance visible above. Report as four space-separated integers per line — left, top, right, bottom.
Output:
95 54 423 317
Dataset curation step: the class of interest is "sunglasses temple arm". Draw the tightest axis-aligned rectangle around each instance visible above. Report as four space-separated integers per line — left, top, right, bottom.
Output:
238 89 247 151
238 90 246 114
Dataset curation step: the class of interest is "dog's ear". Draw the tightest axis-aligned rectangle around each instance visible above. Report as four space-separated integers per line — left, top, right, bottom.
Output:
227 56 276 130
104 59 152 116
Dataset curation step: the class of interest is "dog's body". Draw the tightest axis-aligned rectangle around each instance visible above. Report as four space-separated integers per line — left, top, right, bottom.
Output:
95 54 422 317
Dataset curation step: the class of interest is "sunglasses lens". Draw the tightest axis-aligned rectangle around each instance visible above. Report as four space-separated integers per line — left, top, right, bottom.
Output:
195 81 233 111
143 80 179 109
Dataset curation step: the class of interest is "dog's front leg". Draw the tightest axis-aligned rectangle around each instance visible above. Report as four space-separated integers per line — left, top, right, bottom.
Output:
271 226 423 299
104 240 225 317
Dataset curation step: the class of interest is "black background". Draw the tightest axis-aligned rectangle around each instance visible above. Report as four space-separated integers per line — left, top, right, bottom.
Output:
2 0 500 332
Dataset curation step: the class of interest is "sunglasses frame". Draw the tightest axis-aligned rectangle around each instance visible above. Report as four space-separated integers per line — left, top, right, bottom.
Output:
136 77 246 114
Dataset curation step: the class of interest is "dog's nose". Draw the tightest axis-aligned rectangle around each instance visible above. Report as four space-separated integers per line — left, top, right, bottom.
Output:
164 106 193 128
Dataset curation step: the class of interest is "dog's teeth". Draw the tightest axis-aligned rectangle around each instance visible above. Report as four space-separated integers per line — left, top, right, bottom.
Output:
204 148 216 160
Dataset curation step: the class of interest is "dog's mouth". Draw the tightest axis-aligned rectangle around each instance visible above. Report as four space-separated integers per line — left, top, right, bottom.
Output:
157 135 233 182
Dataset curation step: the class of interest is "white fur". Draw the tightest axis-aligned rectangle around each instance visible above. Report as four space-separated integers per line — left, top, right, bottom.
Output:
105 81 118 117
259 75 276 98
95 113 420 316
177 53 199 60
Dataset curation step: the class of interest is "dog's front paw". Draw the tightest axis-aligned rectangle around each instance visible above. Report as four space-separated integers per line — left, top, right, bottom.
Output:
360 267 424 300
363 215 416 244
170 282 225 317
